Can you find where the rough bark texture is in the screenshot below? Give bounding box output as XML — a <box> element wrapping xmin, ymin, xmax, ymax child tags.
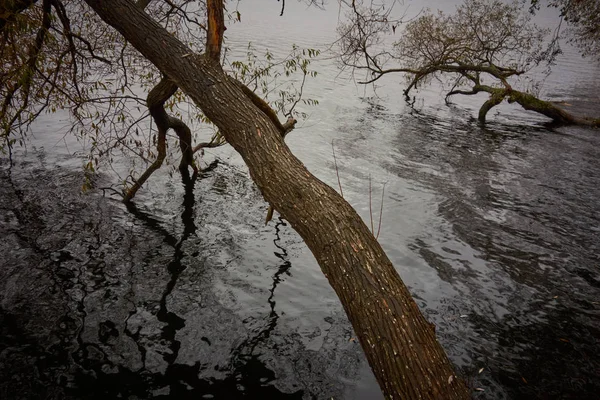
<box><xmin>172</xmin><ymin>116</ymin><xmax>195</xmax><ymax>169</ymax></box>
<box><xmin>84</xmin><ymin>0</ymin><xmax>471</xmax><ymax>398</ymax></box>
<box><xmin>145</xmin><ymin>77</ymin><xmax>196</xmax><ymax>171</ymax></box>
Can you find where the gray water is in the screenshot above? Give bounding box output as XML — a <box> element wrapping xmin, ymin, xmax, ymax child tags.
<box><xmin>1</xmin><ymin>0</ymin><xmax>599</xmax><ymax>399</ymax></box>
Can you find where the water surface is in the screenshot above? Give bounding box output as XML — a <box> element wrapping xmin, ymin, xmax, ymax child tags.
<box><xmin>1</xmin><ymin>1</ymin><xmax>599</xmax><ymax>399</ymax></box>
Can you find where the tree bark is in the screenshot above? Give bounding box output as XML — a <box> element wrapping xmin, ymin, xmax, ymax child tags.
<box><xmin>171</xmin><ymin>116</ymin><xmax>196</xmax><ymax>170</ymax></box>
<box><xmin>478</xmin><ymin>91</ymin><xmax>505</xmax><ymax>123</ymax></box>
<box><xmin>83</xmin><ymin>0</ymin><xmax>470</xmax><ymax>398</ymax></box>
<box><xmin>507</xmin><ymin>90</ymin><xmax>600</xmax><ymax>127</ymax></box>
<box><xmin>449</xmin><ymin>84</ymin><xmax>600</xmax><ymax>127</ymax></box>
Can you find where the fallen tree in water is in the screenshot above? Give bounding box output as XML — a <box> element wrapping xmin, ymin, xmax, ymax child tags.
<box><xmin>338</xmin><ymin>0</ymin><xmax>599</xmax><ymax>126</ymax></box>
<box><xmin>449</xmin><ymin>83</ymin><xmax>599</xmax><ymax>126</ymax></box>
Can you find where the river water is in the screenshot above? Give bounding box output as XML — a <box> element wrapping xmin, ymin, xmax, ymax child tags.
<box><xmin>1</xmin><ymin>1</ymin><xmax>599</xmax><ymax>399</ymax></box>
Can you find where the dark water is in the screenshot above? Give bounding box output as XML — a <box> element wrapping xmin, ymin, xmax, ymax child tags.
<box><xmin>0</xmin><ymin>161</ymin><xmax>372</xmax><ymax>399</ymax></box>
<box><xmin>2</xmin><ymin>0</ymin><xmax>600</xmax><ymax>399</ymax></box>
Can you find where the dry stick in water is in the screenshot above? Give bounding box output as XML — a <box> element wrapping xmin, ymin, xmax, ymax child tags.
<box><xmin>332</xmin><ymin>141</ymin><xmax>385</xmax><ymax>239</ymax></box>
<box><xmin>331</xmin><ymin>140</ymin><xmax>344</xmax><ymax>198</ymax></box>
<box><xmin>369</xmin><ymin>174</ymin><xmax>375</xmax><ymax>235</ymax></box>
<box><xmin>376</xmin><ymin>182</ymin><xmax>386</xmax><ymax>239</ymax></box>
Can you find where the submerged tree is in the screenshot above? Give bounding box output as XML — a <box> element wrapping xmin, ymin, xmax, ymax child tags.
<box><xmin>1</xmin><ymin>0</ymin><xmax>471</xmax><ymax>398</ymax></box>
<box><xmin>338</xmin><ymin>0</ymin><xmax>600</xmax><ymax>126</ymax></box>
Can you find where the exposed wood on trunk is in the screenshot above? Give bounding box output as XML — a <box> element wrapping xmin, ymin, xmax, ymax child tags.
<box><xmin>206</xmin><ymin>0</ymin><xmax>224</xmax><ymax>62</ymax></box>
<box><xmin>84</xmin><ymin>0</ymin><xmax>471</xmax><ymax>398</ymax></box>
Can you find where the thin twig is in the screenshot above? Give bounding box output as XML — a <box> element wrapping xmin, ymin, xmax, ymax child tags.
<box><xmin>99</xmin><ymin>186</ymin><xmax>124</xmax><ymax>198</ymax></box>
<box><xmin>331</xmin><ymin>140</ymin><xmax>343</xmax><ymax>198</ymax></box>
<box><xmin>369</xmin><ymin>174</ymin><xmax>374</xmax><ymax>235</ymax></box>
<box><xmin>376</xmin><ymin>182</ymin><xmax>386</xmax><ymax>239</ymax></box>
<box><xmin>285</xmin><ymin>70</ymin><xmax>307</xmax><ymax>118</ymax></box>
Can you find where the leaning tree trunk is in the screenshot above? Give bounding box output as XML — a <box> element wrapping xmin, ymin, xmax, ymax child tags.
<box><xmin>84</xmin><ymin>0</ymin><xmax>470</xmax><ymax>398</ymax></box>
<box><xmin>507</xmin><ymin>90</ymin><xmax>600</xmax><ymax>127</ymax></box>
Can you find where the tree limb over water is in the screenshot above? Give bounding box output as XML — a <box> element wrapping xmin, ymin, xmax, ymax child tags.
<box><xmin>82</xmin><ymin>0</ymin><xmax>471</xmax><ymax>396</ymax></box>
<box><xmin>2</xmin><ymin>0</ymin><xmax>472</xmax><ymax>397</ymax></box>
<box><xmin>338</xmin><ymin>0</ymin><xmax>599</xmax><ymax>127</ymax></box>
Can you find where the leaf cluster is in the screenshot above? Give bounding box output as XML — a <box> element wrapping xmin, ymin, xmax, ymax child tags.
<box><xmin>1</xmin><ymin>0</ymin><xmax>321</xmax><ymax>187</ymax></box>
<box><xmin>530</xmin><ymin>0</ymin><xmax>600</xmax><ymax>59</ymax></box>
<box><xmin>395</xmin><ymin>0</ymin><xmax>549</xmax><ymax>73</ymax></box>
<box><xmin>227</xmin><ymin>42</ymin><xmax>321</xmax><ymax>120</ymax></box>
<box><xmin>338</xmin><ymin>0</ymin><xmax>551</xmax><ymax>95</ymax></box>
